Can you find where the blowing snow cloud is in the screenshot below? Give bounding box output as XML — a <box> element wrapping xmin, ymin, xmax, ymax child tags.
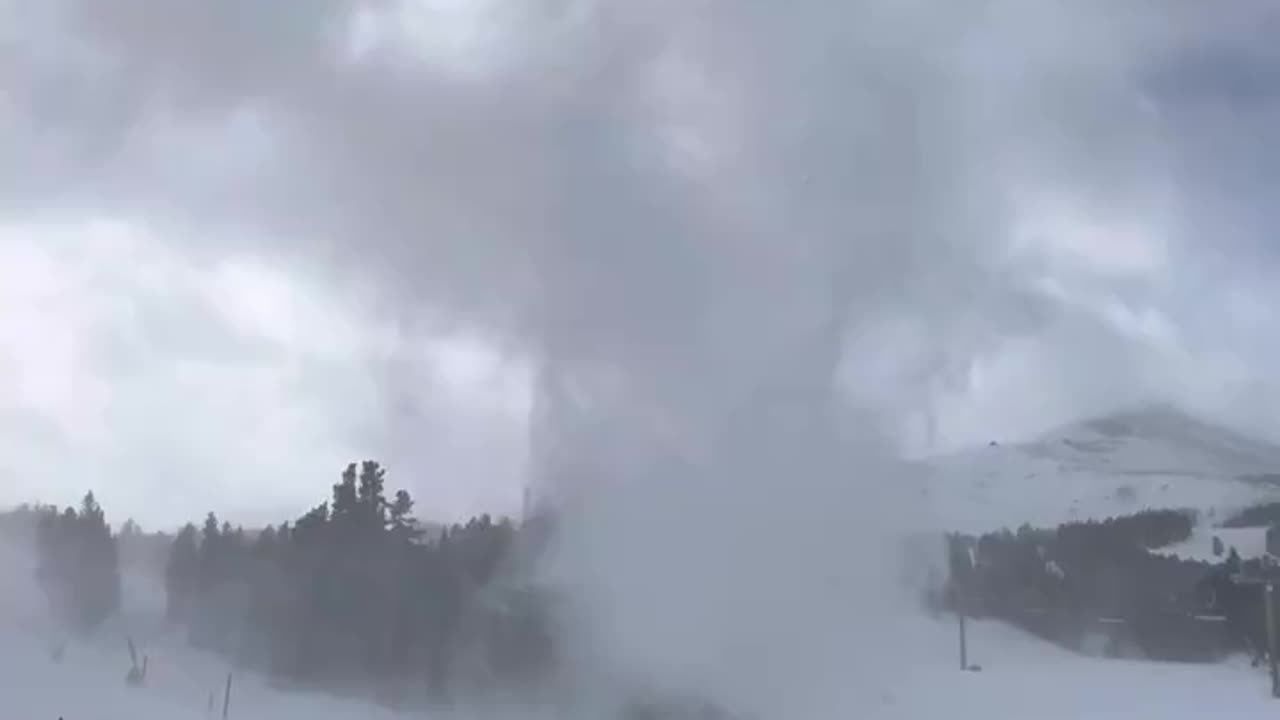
<box><xmin>7</xmin><ymin>0</ymin><xmax>1280</xmax><ymax>714</ymax></box>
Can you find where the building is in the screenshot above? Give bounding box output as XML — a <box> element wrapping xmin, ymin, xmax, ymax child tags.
<box><xmin>1267</xmin><ymin>524</ymin><xmax>1280</xmax><ymax>559</ymax></box>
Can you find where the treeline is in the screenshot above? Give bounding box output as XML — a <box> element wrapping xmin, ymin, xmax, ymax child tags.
<box><xmin>163</xmin><ymin>460</ymin><xmax>554</xmax><ymax>706</ymax></box>
<box><xmin>0</xmin><ymin>505</ymin><xmax>39</xmax><ymax>543</ymax></box>
<box><xmin>945</xmin><ymin>509</ymin><xmax>1233</xmax><ymax>659</ymax></box>
<box><xmin>32</xmin><ymin>493</ymin><xmax>123</xmax><ymax>634</ymax></box>
<box><xmin>948</xmin><ymin>509</ymin><xmax>1199</xmax><ymax>615</ymax></box>
<box><xmin>1223</xmin><ymin>502</ymin><xmax>1280</xmax><ymax>528</ymax></box>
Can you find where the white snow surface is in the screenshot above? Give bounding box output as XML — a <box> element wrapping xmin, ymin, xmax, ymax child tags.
<box><xmin>0</xmin><ymin>539</ymin><xmax>403</xmax><ymax>720</ymax></box>
<box><xmin>921</xmin><ymin>406</ymin><xmax>1280</xmax><ymax>535</ymax></box>
<box><xmin>12</xmin><ymin>603</ymin><xmax>1280</xmax><ymax>719</ymax></box>
<box><xmin>1155</xmin><ymin>525</ymin><xmax>1271</xmax><ymax>563</ymax></box>
<box><xmin>1</xmin><ymin>618</ymin><xmax>403</xmax><ymax>720</ymax></box>
<box><xmin>862</xmin><ymin>616</ymin><xmax>1280</xmax><ymax>720</ymax></box>
<box><xmin>4</xmin><ymin>537</ymin><xmax>1280</xmax><ymax>720</ymax></box>
<box><xmin>12</xmin><ymin>583</ymin><xmax>1280</xmax><ymax>720</ymax></box>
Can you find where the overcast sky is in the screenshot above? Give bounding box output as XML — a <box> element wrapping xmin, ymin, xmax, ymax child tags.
<box><xmin>6</xmin><ymin>0</ymin><xmax>1280</xmax><ymax>530</ymax></box>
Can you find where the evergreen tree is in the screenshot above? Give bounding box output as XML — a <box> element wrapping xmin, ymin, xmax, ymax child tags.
<box><xmin>34</xmin><ymin>492</ymin><xmax>122</xmax><ymax>634</ymax></box>
<box><xmin>158</xmin><ymin>461</ymin><xmax>553</xmax><ymax>701</ymax></box>
<box><xmin>165</xmin><ymin>523</ymin><xmax>200</xmax><ymax>621</ymax></box>
<box><xmin>1226</xmin><ymin>547</ymin><xmax>1242</xmax><ymax>575</ymax></box>
<box><xmin>120</xmin><ymin>518</ymin><xmax>141</xmax><ymax>538</ymax></box>
<box><xmin>357</xmin><ymin>460</ymin><xmax>388</xmax><ymax>535</ymax></box>
<box><xmin>388</xmin><ymin>490</ymin><xmax>422</xmax><ymax>541</ymax></box>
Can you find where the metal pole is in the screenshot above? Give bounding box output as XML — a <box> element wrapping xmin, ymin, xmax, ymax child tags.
<box><xmin>223</xmin><ymin>672</ymin><xmax>233</xmax><ymax>719</ymax></box>
<box><xmin>1267</xmin><ymin>584</ymin><xmax>1279</xmax><ymax>698</ymax></box>
<box><xmin>958</xmin><ymin>543</ymin><xmax>974</xmax><ymax>671</ymax></box>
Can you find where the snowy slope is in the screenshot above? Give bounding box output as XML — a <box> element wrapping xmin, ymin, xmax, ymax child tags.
<box><xmin>13</xmin><ymin>581</ymin><xmax>1280</xmax><ymax>720</ymax></box>
<box><xmin>15</xmin><ymin>610</ymin><xmax>1280</xmax><ymax>720</ymax></box>
<box><xmin>8</xmin><ymin>524</ymin><xmax>1280</xmax><ymax>717</ymax></box>
<box><xmin>14</xmin><ymin>601</ymin><xmax>1280</xmax><ymax>720</ymax></box>
<box><xmin>0</xmin><ymin>538</ymin><xmax>401</xmax><ymax>720</ymax></box>
<box><xmin>0</xmin><ymin>618</ymin><xmax>401</xmax><ymax>720</ymax></box>
<box><xmin>861</xmin><ymin>616</ymin><xmax>1280</xmax><ymax>720</ymax></box>
<box><xmin>1155</xmin><ymin>525</ymin><xmax>1271</xmax><ymax>563</ymax></box>
<box><xmin>920</xmin><ymin>406</ymin><xmax>1280</xmax><ymax>535</ymax></box>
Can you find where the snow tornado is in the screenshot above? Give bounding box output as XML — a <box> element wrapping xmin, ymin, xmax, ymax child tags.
<box><xmin>512</xmin><ymin>1</ymin><xmax>1187</xmax><ymax>716</ymax></box>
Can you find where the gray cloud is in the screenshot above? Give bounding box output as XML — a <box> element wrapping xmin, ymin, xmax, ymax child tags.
<box><xmin>0</xmin><ymin>231</ymin><xmax>527</xmax><ymax>528</ymax></box>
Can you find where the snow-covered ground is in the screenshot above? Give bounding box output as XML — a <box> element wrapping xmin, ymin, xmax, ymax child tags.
<box><xmin>1154</xmin><ymin>525</ymin><xmax>1271</xmax><ymax>563</ymax></box>
<box><xmin>921</xmin><ymin>406</ymin><xmax>1280</xmax><ymax>534</ymax></box>
<box><xmin>0</xmin><ymin>539</ymin><xmax>404</xmax><ymax>720</ymax></box>
<box><xmin>4</xmin><ymin>534</ymin><xmax>1277</xmax><ymax>720</ymax></box>
<box><xmin>0</xmin><ymin>618</ymin><xmax>404</xmax><ymax>720</ymax></box>
<box><xmin>14</xmin><ymin>600</ymin><xmax>1280</xmax><ymax>720</ymax></box>
<box><xmin>862</xmin><ymin>616</ymin><xmax>1280</xmax><ymax>720</ymax></box>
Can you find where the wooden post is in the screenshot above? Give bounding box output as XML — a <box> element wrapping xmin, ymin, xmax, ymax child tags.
<box><xmin>1267</xmin><ymin>584</ymin><xmax>1279</xmax><ymax>698</ymax></box>
<box><xmin>223</xmin><ymin>672</ymin><xmax>233</xmax><ymax>719</ymax></box>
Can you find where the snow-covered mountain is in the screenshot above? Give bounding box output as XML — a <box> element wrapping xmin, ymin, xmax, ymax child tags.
<box><xmin>921</xmin><ymin>406</ymin><xmax>1280</xmax><ymax>535</ymax></box>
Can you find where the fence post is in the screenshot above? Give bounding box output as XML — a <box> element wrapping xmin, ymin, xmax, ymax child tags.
<box><xmin>223</xmin><ymin>672</ymin><xmax>233</xmax><ymax>719</ymax></box>
<box><xmin>959</xmin><ymin>610</ymin><xmax>968</xmax><ymax>670</ymax></box>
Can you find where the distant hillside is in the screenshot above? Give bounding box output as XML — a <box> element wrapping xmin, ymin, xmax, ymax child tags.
<box><xmin>921</xmin><ymin>405</ymin><xmax>1280</xmax><ymax>534</ymax></box>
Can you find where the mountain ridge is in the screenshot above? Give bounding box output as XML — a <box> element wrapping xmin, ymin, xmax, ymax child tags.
<box><xmin>921</xmin><ymin>405</ymin><xmax>1280</xmax><ymax>534</ymax></box>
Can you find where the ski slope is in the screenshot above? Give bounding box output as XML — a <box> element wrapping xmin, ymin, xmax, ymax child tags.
<box><xmin>13</xmin><ymin>597</ymin><xmax>1280</xmax><ymax>719</ymax></box>
<box><xmin>1154</xmin><ymin>525</ymin><xmax>1271</xmax><ymax>563</ymax></box>
<box><xmin>921</xmin><ymin>406</ymin><xmax>1280</xmax><ymax>534</ymax></box>
<box><xmin>0</xmin><ymin>621</ymin><xmax>403</xmax><ymax>720</ymax></box>
<box><xmin>860</xmin><ymin>616</ymin><xmax>1280</xmax><ymax>720</ymax></box>
<box><xmin>6</xmin><ymin>533</ymin><xmax>1278</xmax><ymax>720</ymax></box>
<box><xmin>0</xmin><ymin>538</ymin><xmax>404</xmax><ymax>720</ymax></box>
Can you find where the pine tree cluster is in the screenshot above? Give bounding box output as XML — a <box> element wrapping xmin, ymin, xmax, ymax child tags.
<box><xmin>163</xmin><ymin>461</ymin><xmax>555</xmax><ymax>704</ymax></box>
<box><xmin>34</xmin><ymin>492</ymin><xmax>123</xmax><ymax>634</ymax></box>
<box><xmin>945</xmin><ymin>509</ymin><xmax>1241</xmax><ymax>660</ymax></box>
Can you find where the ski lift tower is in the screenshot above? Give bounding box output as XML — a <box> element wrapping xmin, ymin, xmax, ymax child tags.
<box><xmin>1231</xmin><ymin>570</ymin><xmax>1280</xmax><ymax>698</ymax></box>
<box><xmin>949</xmin><ymin>542</ymin><xmax>978</xmax><ymax>672</ymax></box>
